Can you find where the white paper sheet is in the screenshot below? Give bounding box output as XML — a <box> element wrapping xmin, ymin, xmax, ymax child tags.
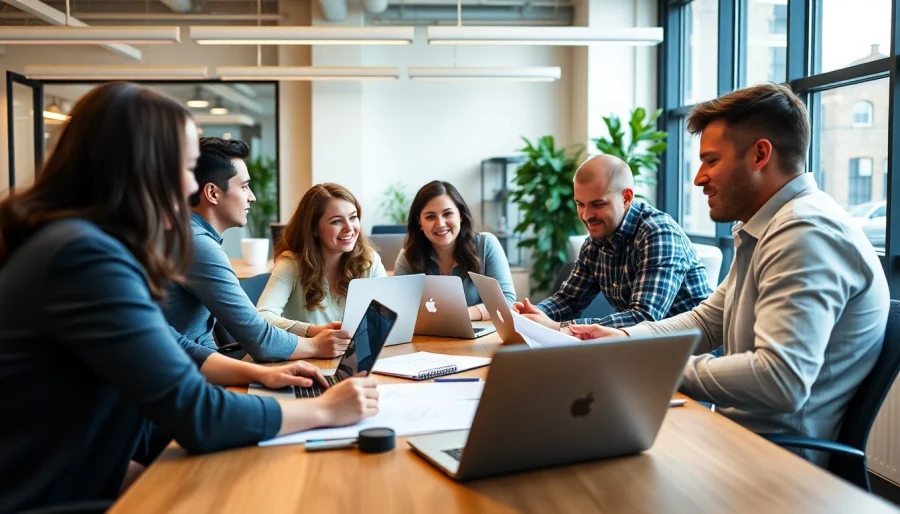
<box><xmin>253</xmin><ymin>382</ymin><xmax>484</xmax><ymax>447</ymax></box>
<box><xmin>510</xmin><ymin>311</ymin><xmax>582</xmax><ymax>348</ymax></box>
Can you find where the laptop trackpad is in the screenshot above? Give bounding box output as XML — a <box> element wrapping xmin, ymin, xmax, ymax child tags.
<box><xmin>321</xmin><ymin>368</ymin><xmax>336</xmax><ymax>377</ymax></box>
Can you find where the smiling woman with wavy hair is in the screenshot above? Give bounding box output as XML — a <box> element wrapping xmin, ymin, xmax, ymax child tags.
<box><xmin>257</xmin><ymin>183</ymin><xmax>388</xmax><ymax>337</ymax></box>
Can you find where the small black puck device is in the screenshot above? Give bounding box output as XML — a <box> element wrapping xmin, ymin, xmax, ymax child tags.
<box><xmin>358</xmin><ymin>427</ymin><xmax>396</xmax><ymax>453</ymax></box>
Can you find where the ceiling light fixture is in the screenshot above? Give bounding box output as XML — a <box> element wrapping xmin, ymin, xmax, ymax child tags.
<box><xmin>43</xmin><ymin>111</ymin><xmax>70</xmax><ymax>122</ymax></box>
<box><xmin>24</xmin><ymin>65</ymin><xmax>209</xmax><ymax>80</ymax></box>
<box><xmin>186</xmin><ymin>87</ymin><xmax>209</xmax><ymax>108</ymax></box>
<box><xmin>190</xmin><ymin>26</ymin><xmax>414</xmax><ymax>45</ymax></box>
<box><xmin>210</xmin><ymin>99</ymin><xmax>229</xmax><ymax>115</ymax></box>
<box><xmin>215</xmin><ymin>66</ymin><xmax>401</xmax><ymax>81</ymax></box>
<box><xmin>408</xmin><ymin>66</ymin><xmax>562</xmax><ymax>81</ymax></box>
<box><xmin>426</xmin><ymin>26</ymin><xmax>664</xmax><ymax>46</ymax></box>
<box><xmin>0</xmin><ymin>25</ymin><xmax>181</xmax><ymax>44</ymax></box>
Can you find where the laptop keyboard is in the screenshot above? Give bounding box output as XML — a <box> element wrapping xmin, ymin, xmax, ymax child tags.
<box><xmin>294</xmin><ymin>374</ymin><xmax>339</xmax><ymax>398</ymax></box>
<box><xmin>443</xmin><ymin>448</ymin><xmax>464</xmax><ymax>461</ymax></box>
<box><xmin>473</xmin><ymin>327</ymin><xmax>487</xmax><ymax>335</ymax></box>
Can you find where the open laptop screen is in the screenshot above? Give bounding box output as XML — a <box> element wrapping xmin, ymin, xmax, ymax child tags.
<box><xmin>334</xmin><ymin>300</ymin><xmax>397</xmax><ymax>381</ymax></box>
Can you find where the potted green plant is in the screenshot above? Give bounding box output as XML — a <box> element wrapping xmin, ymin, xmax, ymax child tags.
<box><xmin>509</xmin><ymin>136</ymin><xmax>585</xmax><ymax>295</ymax></box>
<box><xmin>375</xmin><ymin>182</ymin><xmax>412</xmax><ymax>233</ymax></box>
<box><xmin>243</xmin><ymin>155</ymin><xmax>278</xmax><ymax>266</ymax></box>
<box><xmin>592</xmin><ymin>107</ymin><xmax>667</xmax><ymax>205</ymax></box>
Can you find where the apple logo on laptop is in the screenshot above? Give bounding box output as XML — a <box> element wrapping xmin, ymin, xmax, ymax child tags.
<box><xmin>425</xmin><ymin>298</ymin><xmax>437</xmax><ymax>313</ymax></box>
<box><xmin>570</xmin><ymin>393</ymin><xmax>594</xmax><ymax>418</ymax></box>
<box><xmin>495</xmin><ymin>309</ymin><xmax>505</xmax><ymax>324</ymax></box>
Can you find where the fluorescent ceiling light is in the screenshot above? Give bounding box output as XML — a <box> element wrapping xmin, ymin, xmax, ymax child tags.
<box><xmin>408</xmin><ymin>66</ymin><xmax>561</xmax><ymax>81</ymax></box>
<box><xmin>187</xmin><ymin>99</ymin><xmax>209</xmax><ymax>108</ymax></box>
<box><xmin>43</xmin><ymin>111</ymin><xmax>70</xmax><ymax>122</ymax></box>
<box><xmin>24</xmin><ymin>65</ymin><xmax>208</xmax><ymax>80</ymax></box>
<box><xmin>0</xmin><ymin>25</ymin><xmax>180</xmax><ymax>44</ymax></box>
<box><xmin>194</xmin><ymin>114</ymin><xmax>256</xmax><ymax>127</ymax></box>
<box><xmin>426</xmin><ymin>26</ymin><xmax>664</xmax><ymax>46</ymax></box>
<box><xmin>210</xmin><ymin>107</ymin><xmax>229</xmax><ymax>115</ymax></box>
<box><xmin>216</xmin><ymin>66</ymin><xmax>401</xmax><ymax>81</ymax></box>
<box><xmin>191</xmin><ymin>26</ymin><xmax>414</xmax><ymax>45</ymax></box>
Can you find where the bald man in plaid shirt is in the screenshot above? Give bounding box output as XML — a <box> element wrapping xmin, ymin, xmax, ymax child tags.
<box><xmin>515</xmin><ymin>155</ymin><xmax>713</xmax><ymax>330</ymax></box>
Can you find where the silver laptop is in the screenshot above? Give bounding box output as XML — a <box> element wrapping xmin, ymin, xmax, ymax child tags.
<box><xmin>468</xmin><ymin>272</ymin><xmax>524</xmax><ymax>344</ymax></box>
<box><xmin>343</xmin><ymin>274</ymin><xmax>425</xmax><ymax>346</ymax></box>
<box><xmin>414</xmin><ymin>275</ymin><xmax>497</xmax><ymax>339</ymax></box>
<box><xmin>370</xmin><ymin>233</ymin><xmax>405</xmax><ymax>272</ymax></box>
<box><xmin>408</xmin><ymin>330</ymin><xmax>700</xmax><ymax>481</ymax></box>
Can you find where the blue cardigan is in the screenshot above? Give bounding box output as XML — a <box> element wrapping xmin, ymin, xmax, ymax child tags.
<box><xmin>0</xmin><ymin>219</ymin><xmax>281</xmax><ymax>512</ymax></box>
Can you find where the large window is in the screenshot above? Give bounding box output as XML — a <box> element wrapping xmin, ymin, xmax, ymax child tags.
<box><xmin>683</xmin><ymin>0</ymin><xmax>719</xmax><ymax>105</ymax></box>
<box><xmin>42</xmin><ymin>82</ymin><xmax>280</xmax><ymax>259</ymax></box>
<box><xmin>663</xmin><ymin>0</ymin><xmax>899</xmax><ymax>292</ymax></box>
<box><xmin>745</xmin><ymin>0</ymin><xmax>787</xmax><ymax>85</ymax></box>
<box><xmin>812</xmin><ymin>79</ymin><xmax>889</xmax><ymax>214</ymax></box>
<box><xmin>814</xmin><ymin>0</ymin><xmax>892</xmax><ymax>74</ymax></box>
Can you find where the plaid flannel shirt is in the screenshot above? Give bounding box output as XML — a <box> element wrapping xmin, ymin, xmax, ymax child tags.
<box><xmin>538</xmin><ymin>202</ymin><xmax>713</xmax><ymax>328</ymax></box>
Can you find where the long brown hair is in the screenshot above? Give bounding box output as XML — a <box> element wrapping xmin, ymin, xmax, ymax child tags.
<box><xmin>275</xmin><ymin>183</ymin><xmax>375</xmax><ymax>310</ymax></box>
<box><xmin>0</xmin><ymin>82</ymin><xmax>194</xmax><ymax>301</ymax></box>
<box><xmin>403</xmin><ymin>181</ymin><xmax>481</xmax><ymax>276</ymax></box>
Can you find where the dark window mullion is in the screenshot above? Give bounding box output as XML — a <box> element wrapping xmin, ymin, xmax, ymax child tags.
<box><xmin>886</xmin><ymin>0</ymin><xmax>900</xmax><ymax>297</ymax></box>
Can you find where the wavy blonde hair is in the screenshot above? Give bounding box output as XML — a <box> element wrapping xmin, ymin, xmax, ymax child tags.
<box><xmin>275</xmin><ymin>183</ymin><xmax>375</xmax><ymax>311</ymax></box>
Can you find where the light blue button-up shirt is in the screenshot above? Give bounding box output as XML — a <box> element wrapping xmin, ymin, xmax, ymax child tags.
<box><xmin>163</xmin><ymin>212</ymin><xmax>299</xmax><ymax>362</ymax></box>
<box><xmin>627</xmin><ymin>173</ymin><xmax>889</xmax><ymax>465</ymax></box>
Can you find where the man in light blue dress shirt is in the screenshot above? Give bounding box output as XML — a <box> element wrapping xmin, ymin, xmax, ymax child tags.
<box><xmin>568</xmin><ymin>83</ymin><xmax>890</xmax><ymax>467</ymax></box>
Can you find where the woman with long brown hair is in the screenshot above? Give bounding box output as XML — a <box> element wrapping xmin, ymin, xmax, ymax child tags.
<box><xmin>257</xmin><ymin>183</ymin><xmax>387</xmax><ymax>335</ymax></box>
<box><xmin>395</xmin><ymin>181</ymin><xmax>516</xmax><ymax>321</ymax></box>
<box><xmin>0</xmin><ymin>83</ymin><xmax>378</xmax><ymax>512</ymax></box>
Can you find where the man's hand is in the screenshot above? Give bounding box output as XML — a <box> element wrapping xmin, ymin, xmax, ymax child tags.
<box><xmin>512</xmin><ymin>297</ymin><xmax>542</xmax><ymax>315</ymax></box>
<box><xmin>314</xmin><ymin>375</ymin><xmax>379</xmax><ymax>426</ymax></box>
<box><xmin>307</xmin><ymin>321</ymin><xmax>342</xmax><ymax>338</ymax></box>
<box><xmin>297</xmin><ymin>328</ymin><xmax>351</xmax><ymax>359</ymax></box>
<box><xmin>512</xmin><ymin>298</ymin><xmax>560</xmax><ymax>330</ymax></box>
<box><xmin>256</xmin><ymin>361</ymin><xmax>329</xmax><ymax>389</ymax></box>
<box><xmin>567</xmin><ymin>324</ymin><xmax>628</xmax><ymax>341</ymax></box>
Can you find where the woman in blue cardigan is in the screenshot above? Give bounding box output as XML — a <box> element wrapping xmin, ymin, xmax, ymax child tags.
<box><xmin>0</xmin><ymin>82</ymin><xmax>377</xmax><ymax>512</ymax></box>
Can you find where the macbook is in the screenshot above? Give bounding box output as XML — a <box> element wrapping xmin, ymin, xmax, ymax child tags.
<box><xmin>293</xmin><ymin>299</ymin><xmax>397</xmax><ymax>398</ymax></box>
<box><xmin>408</xmin><ymin>330</ymin><xmax>700</xmax><ymax>480</ymax></box>
<box><xmin>343</xmin><ymin>274</ymin><xmax>425</xmax><ymax>346</ymax></box>
<box><xmin>468</xmin><ymin>272</ymin><xmax>524</xmax><ymax>344</ymax></box>
<box><xmin>414</xmin><ymin>275</ymin><xmax>497</xmax><ymax>339</ymax></box>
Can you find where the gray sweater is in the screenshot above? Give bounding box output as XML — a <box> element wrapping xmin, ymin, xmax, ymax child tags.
<box><xmin>394</xmin><ymin>232</ymin><xmax>516</xmax><ymax>306</ymax></box>
<box><xmin>0</xmin><ymin>219</ymin><xmax>281</xmax><ymax>512</ymax></box>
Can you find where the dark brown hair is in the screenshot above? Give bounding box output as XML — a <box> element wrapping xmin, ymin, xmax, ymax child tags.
<box><xmin>686</xmin><ymin>83</ymin><xmax>810</xmax><ymax>172</ymax></box>
<box><xmin>189</xmin><ymin>137</ymin><xmax>250</xmax><ymax>207</ymax></box>
<box><xmin>275</xmin><ymin>183</ymin><xmax>375</xmax><ymax>310</ymax></box>
<box><xmin>403</xmin><ymin>181</ymin><xmax>481</xmax><ymax>276</ymax></box>
<box><xmin>0</xmin><ymin>82</ymin><xmax>194</xmax><ymax>301</ymax></box>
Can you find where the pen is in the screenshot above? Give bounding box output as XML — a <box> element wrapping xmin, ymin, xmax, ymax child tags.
<box><xmin>434</xmin><ymin>377</ymin><xmax>481</xmax><ymax>382</ymax></box>
<box><xmin>305</xmin><ymin>438</ymin><xmax>357</xmax><ymax>451</ymax></box>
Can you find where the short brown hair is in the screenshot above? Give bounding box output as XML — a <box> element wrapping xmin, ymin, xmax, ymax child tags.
<box><xmin>686</xmin><ymin>83</ymin><xmax>810</xmax><ymax>172</ymax></box>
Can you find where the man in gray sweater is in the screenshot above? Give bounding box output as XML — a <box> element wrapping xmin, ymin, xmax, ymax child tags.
<box><xmin>164</xmin><ymin>138</ymin><xmax>350</xmax><ymax>362</ymax></box>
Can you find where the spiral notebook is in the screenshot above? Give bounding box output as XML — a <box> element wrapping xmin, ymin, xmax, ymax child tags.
<box><xmin>372</xmin><ymin>352</ymin><xmax>491</xmax><ymax>380</ymax></box>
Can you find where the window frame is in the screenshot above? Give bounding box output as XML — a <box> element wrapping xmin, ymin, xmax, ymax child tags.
<box><xmin>659</xmin><ymin>0</ymin><xmax>900</xmax><ymax>292</ymax></box>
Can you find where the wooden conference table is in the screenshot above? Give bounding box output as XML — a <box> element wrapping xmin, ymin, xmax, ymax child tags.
<box><xmin>110</xmin><ymin>333</ymin><xmax>898</xmax><ymax>514</ymax></box>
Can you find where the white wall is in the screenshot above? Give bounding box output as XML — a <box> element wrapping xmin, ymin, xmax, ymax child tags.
<box><xmin>311</xmin><ymin>25</ymin><xmax>572</xmax><ymax>233</ymax></box>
